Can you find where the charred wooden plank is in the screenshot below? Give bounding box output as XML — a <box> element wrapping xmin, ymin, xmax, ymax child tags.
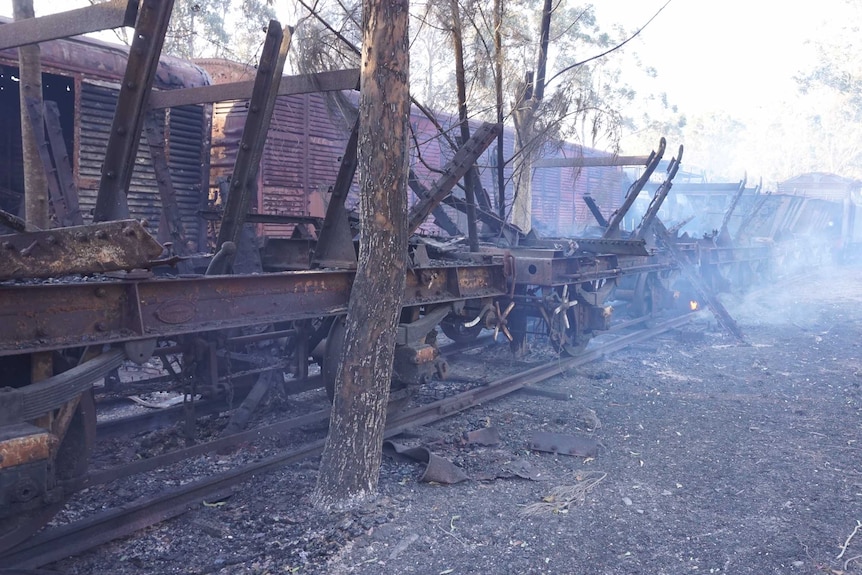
<box><xmin>213</xmin><ymin>22</ymin><xmax>290</xmax><ymax>268</ymax></box>
<box><xmin>93</xmin><ymin>0</ymin><xmax>174</xmax><ymax>222</ymax></box>
<box><xmin>0</xmin><ymin>0</ymin><xmax>137</xmax><ymax>51</ymax></box>
<box><xmin>408</xmin><ymin>122</ymin><xmax>499</xmax><ymax>234</ymax></box>
<box><xmin>534</xmin><ymin>155</ymin><xmax>652</xmax><ymax>168</ymax></box>
<box><xmin>147</xmin><ymin>69</ymin><xmax>360</xmax><ymax>109</ymax></box>
<box><xmin>603</xmin><ymin>137</ymin><xmax>666</xmax><ymax>239</ymax></box>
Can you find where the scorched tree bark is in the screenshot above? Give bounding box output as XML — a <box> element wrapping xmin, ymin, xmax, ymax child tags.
<box><xmin>312</xmin><ymin>0</ymin><xmax>410</xmax><ymax>509</ymax></box>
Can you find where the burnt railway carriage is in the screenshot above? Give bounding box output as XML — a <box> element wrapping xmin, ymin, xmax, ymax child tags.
<box><xmin>0</xmin><ymin>3</ymin><xmax>855</xmax><ymax>558</ymax></box>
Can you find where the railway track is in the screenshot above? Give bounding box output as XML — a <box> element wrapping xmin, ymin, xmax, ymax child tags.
<box><xmin>0</xmin><ymin>312</ymin><xmax>699</xmax><ymax>569</ymax></box>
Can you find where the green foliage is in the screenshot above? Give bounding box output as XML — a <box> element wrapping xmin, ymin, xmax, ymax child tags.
<box><xmin>163</xmin><ymin>0</ymin><xmax>275</xmax><ymax>62</ymax></box>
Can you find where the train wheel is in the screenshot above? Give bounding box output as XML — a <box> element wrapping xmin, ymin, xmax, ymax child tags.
<box><xmin>0</xmin><ymin>390</ymin><xmax>95</xmax><ymax>554</ymax></box>
<box><xmin>630</xmin><ymin>273</ymin><xmax>654</xmax><ymax>318</ymax></box>
<box><xmin>440</xmin><ymin>318</ymin><xmax>483</xmax><ymax>343</ymax></box>
<box><xmin>546</xmin><ymin>287</ymin><xmax>590</xmax><ymax>356</ymax></box>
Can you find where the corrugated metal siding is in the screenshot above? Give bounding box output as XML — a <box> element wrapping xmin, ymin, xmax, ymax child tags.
<box><xmin>167</xmin><ymin>105</ymin><xmax>205</xmax><ymax>248</ymax></box>
<box><xmin>79</xmin><ymin>83</ymin><xmax>159</xmax><ymax>225</ymax></box>
<box><xmin>211</xmin><ymin>91</ymin><xmax>626</xmax><ymax>240</ymax></box>
<box><xmin>79</xmin><ymin>83</ymin><xmax>206</xmax><ymax>244</ymax></box>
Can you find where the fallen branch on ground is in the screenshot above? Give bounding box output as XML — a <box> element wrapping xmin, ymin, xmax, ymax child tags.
<box><xmin>836</xmin><ymin>520</ymin><xmax>862</xmax><ymax>560</ymax></box>
<box><xmin>519</xmin><ymin>471</ymin><xmax>607</xmax><ymax>516</ymax></box>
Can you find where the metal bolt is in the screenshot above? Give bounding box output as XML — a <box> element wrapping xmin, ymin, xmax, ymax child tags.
<box><xmin>95</xmin><ymin>287</ymin><xmax>107</xmax><ymax>298</ymax></box>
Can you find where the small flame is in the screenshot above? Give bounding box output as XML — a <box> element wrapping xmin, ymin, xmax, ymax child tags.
<box><xmin>689</xmin><ymin>300</ymin><xmax>699</xmax><ymax>311</ymax></box>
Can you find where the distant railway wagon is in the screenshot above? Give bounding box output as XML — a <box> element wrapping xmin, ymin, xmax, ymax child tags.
<box><xmin>0</xmin><ymin>18</ymin><xmax>211</xmax><ymax>247</ymax></box>
<box><xmin>0</xmin><ymin>26</ymin><xmax>628</xmax><ymax>248</ymax></box>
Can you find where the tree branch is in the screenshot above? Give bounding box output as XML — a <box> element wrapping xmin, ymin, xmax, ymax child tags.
<box><xmin>544</xmin><ymin>0</ymin><xmax>672</xmax><ymax>88</ymax></box>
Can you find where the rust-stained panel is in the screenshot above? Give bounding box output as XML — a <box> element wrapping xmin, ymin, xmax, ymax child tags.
<box><xmin>0</xmin><ymin>424</ymin><xmax>51</xmax><ymax>469</ymax></box>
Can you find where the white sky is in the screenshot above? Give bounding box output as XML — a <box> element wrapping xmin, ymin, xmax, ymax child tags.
<box><xmin>594</xmin><ymin>0</ymin><xmax>830</xmax><ymax>118</ymax></box>
<box><xmin>0</xmin><ymin>0</ymin><xmax>836</xmax><ymax>120</ymax></box>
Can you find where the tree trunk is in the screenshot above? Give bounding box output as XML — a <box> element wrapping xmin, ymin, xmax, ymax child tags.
<box><xmin>14</xmin><ymin>0</ymin><xmax>48</xmax><ymax>230</ymax></box>
<box><xmin>449</xmin><ymin>0</ymin><xmax>479</xmax><ymax>251</ymax></box>
<box><xmin>510</xmin><ymin>0</ymin><xmax>553</xmax><ymax>235</ymax></box>
<box><xmin>312</xmin><ymin>0</ymin><xmax>410</xmax><ymax>509</ymax></box>
<box><xmin>494</xmin><ymin>0</ymin><xmax>506</xmax><ymax>220</ymax></box>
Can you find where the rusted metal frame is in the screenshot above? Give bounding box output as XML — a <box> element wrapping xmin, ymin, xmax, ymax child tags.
<box><xmin>573</xmin><ymin>237</ymin><xmax>650</xmax><ymax>256</ymax></box>
<box><xmin>0</xmin><ymin>270</ymin><xmax>354</xmax><ymax>356</ymax></box>
<box><xmin>533</xmin><ymin>155</ymin><xmax>651</xmax><ymax>168</ymax></box>
<box><xmin>0</xmin><ymin>261</ymin><xmax>505</xmax><ymax>356</ymax></box>
<box><xmin>654</xmin><ymin>219</ymin><xmax>747</xmax><ymax>343</ymax></box>
<box><xmin>734</xmin><ymin>192</ymin><xmax>770</xmax><ymax>243</ymax></box>
<box><xmin>634</xmin><ymin>144</ymin><xmax>684</xmax><ymax>240</ymax></box>
<box><xmin>603</xmin><ymin>137</ymin><xmax>667</xmax><ymax>239</ymax></box>
<box><xmin>0</xmin><ymin>220</ymin><xmax>163</xmax><ymax>280</ymax></box>
<box><xmin>23</xmin><ymin>97</ymin><xmax>69</xmax><ymax>225</ymax></box>
<box><xmin>0</xmin><ymin>0</ymin><xmax>137</xmax><ymax>51</ymax></box>
<box><xmin>43</xmin><ymin>101</ymin><xmax>83</xmax><ymax>226</ymax></box>
<box><xmin>582</xmin><ymin>195</ymin><xmax>608</xmax><ymax>227</ymax></box>
<box><xmin>215</xmin><ymin>22</ymin><xmax>290</xmax><ymax>260</ymax></box>
<box><xmin>0</xmin><ymin>312</ymin><xmax>694</xmax><ymax>570</ymax></box>
<box><xmin>143</xmin><ymin>110</ymin><xmax>188</xmax><ymax>256</ymax></box>
<box><xmin>408</xmin><ymin>122</ymin><xmax>500</xmax><ymax>234</ymax></box>
<box><xmin>92</xmin><ymin>0</ymin><xmax>174</xmax><ymax>222</ymax></box>
<box><xmin>147</xmin><ymin>68</ymin><xmax>360</xmax><ymax>109</ymax></box>
<box><xmin>311</xmin><ymin>117</ymin><xmax>359</xmax><ymax>269</ymax></box>
<box><xmin>509</xmin><ymin>252</ymin><xmax>619</xmax><ymax>287</ymax></box>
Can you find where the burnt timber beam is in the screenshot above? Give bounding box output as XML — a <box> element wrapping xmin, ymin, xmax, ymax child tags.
<box><xmin>23</xmin><ymin>97</ymin><xmax>69</xmax><ymax>226</ymax></box>
<box><xmin>408</xmin><ymin>122</ymin><xmax>499</xmax><ymax>234</ymax></box>
<box><xmin>43</xmin><ymin>101</ymin><xmax>83</xmax><ymax>226</ymax></box>
<box><xmin>148</xmin><ymin>68</ymin><xmax>360</xmax><ymax>109</ymax></box>
<box><xmin>534</xmin><ymin>155</ymin><xmax>652</xmax><ymax>168</ymax></box>
<box><xmin>0</xmin><ymin>220</ymin><xmax>163</xmax><ymax>280</ymax></box>
<box><xmin>603</xmin><ymin>137</ymin><xmax>666</xmax><ymax>239</ymax></box>
<box><xmin>93</xmin><ymin>0</ymin><xmax>174</xmax><ymax>222</ymax></box>
<box><xmin>441</xmin><ymin>195</ymin><xmax>522</xmax><ymax>239</ymax></box>
<box><xmin>0</xmin><ymin>263</ymin><xmax>505</xmax><ymax>356</ymax></box>
<box><xmin>718</xmin><ymin>177</ymin><xmax>748</xmax><ymax>237</ymax></box>
<box><xmin>143</xmin><ymin>111</ymin><xmax>189</xmax><ymax>257</ymax></box>
<box><xmin>214</xmin><ymin>22</ymin><xmax>290</xmax><ymax>264</ymax></box>
<box><xmin>0</xmin><ymin>208</ymin><xmax>27</xmax><ymax>232</ymax></box>
<box><xmin>0</xmin><ymin>0</ymin><xmax>137</xmax><ymax>51</ymax></box>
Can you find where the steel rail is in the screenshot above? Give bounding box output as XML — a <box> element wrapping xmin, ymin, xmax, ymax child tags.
<box><xmin>0</xmin><ymin>312</ymin><xmax>697</xmax><ymax>568</ymax></box>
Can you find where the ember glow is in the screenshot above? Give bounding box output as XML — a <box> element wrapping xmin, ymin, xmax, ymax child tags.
<box><xmin>690</xmin><ymin>300</ymin><xmax>699</xmax><ymax>311</ymax></box>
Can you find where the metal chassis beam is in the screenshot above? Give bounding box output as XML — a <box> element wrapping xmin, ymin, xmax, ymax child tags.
<box><xmin>0</xmin><ymin>263</ymin><xmax>506</xmax><ymax>356</ymax></box>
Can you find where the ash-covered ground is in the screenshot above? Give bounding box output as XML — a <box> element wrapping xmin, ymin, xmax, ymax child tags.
<box><xmin>52</xmin><ymin>265</ymin><xmax>862</xmax><ymax>575</ymax></box>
